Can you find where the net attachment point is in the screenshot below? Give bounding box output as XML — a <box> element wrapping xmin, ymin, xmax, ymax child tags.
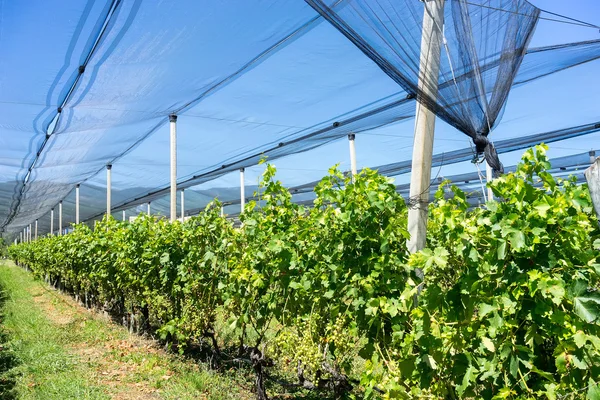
<box><xmin>78</xmin><ymin>65</ymin><xmax>85</xmax><ymax>74</ymax></box>
<box><xmin>169</xmin><ymin>114</ymin><xmax>177</xmax><ymax>122</ymax></box>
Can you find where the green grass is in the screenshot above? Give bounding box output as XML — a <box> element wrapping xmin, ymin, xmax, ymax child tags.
<box><xmin>0</xmin><ymin>260</ymin><xmax>255</xmax><ymax>399</ymax></box>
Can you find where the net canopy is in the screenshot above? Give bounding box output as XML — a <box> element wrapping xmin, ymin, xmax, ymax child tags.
<box><xmin>1</xmin><ymin>0</ymin><xmax>600</xmax><ymax>239</ymax></box>
<box><xmin>305</xmin><ymin>0</ymin><xmax>540</xmax><ymax>172</ymax></box>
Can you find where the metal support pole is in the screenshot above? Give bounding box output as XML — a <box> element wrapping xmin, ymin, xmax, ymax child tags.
<box><xmin>220</xmin><ymin>206</ymin><xmax>224</xmax><ymax>217</ymax></box>
<box><xmin>106</xmin><ymin>165</ymin><xmax>112</xmax><ymax>217</ymax></box>
<box><xmin>75</xmin><ymin>184</ymin><xmax>80</xmax><ymax>224</ymax></box>
<box><xmin>147</xmin><ymin>202</ymin><xmax>151</xmax><ymax>215</ymax></box>
<box><xmin>180</xmin><ymin>189</ymin><xmax>185</xmax><ymax>222</ymax></box>
<box><xmin>485</xmin><ymin>161</ymin><xmax>494</xmax><ymax>202</ymax></box>
<box><xmin>169</xmin><ymin>114</ymin><xmax>178</xmax><ymax>222</ymax></box>
<box><xmin>122</xmin><ymin>210</ymin><xmax>126</xmax><ymax>221</ymax></box>
<box><xmin>35</xmin><ymin>220</ymin><xmax>38</xmax><ymax>240</ymax></box>
<box><xmin>20</xmin><ymin>231</ymin><xmax>23</xmax><ymax>243</ymax></box>
<box><xmin>348</xmin><ymin>133</ymin><xmax>357</xmax><ymax>182</ymax></box>
<box><xmin>50</xmin><ymin>208</ymin><xmax>54</xmax><ymax>236</ymax></box>
<box><xmin>407</xmin><ymin>0</ymin><xmax>445</xmax><ymax>254</ymax></box>
<box><xmin>29</xmin><ymin>224</ymin><xmax>32</xmax><ymax>242</ymax></box>
<box><xmin>59</xmin><ymin>201</ymin><xmax>63</xmax><ymax>236</ymax></box>
<box><xmin>240</xmin><ymin>168</ymin><xmax>245</xmax><ymax>214</ymax></box>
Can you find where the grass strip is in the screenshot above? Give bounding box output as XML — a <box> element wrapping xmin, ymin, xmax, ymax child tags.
<box><xmin>0</xmin><ymin>260</ymin><xmax>254</xmax><ymax>399</ymax></box>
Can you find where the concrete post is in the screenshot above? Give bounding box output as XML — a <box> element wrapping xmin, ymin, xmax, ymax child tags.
<box><xmin>407</xmin><ymin>0</ymin><xmax>445</xmax><ymax>254</ymax></box>
<box><xmin>486</xmin><ymin>161</ymin><xmax>494</xmax><ymax>201</ymax></box>
<box><xmin>348</xmin><ymin>133</ymin><xmax>357</xmax><ymax>182</ymax></box>
<box><xmin>180</xmin><ymin>189</ymin><xmax>185</xmax><ymax>222</ymax></box>
<box><xmin>75</xmin><ymin>184</ymin><xmax>80</xmax><ymax>224</ymax></box>
<box><xmin>59</xmin><ymin>201</ymin><xmax>63</xmax><ymax>236</ymax></box>
<box><xmin>240</xmin><ymin>168</ymin><xmax>245</xmax><ymax>214</ymax></box>
<box><xmin>106</xmin><ymin>165</ymin><xmax>112</xmax><ymax>217</ymax></box>
<box><xmin>169</xmin><ymin>114</ymin><xmax>178</xmax><ymax>222</ymax></box>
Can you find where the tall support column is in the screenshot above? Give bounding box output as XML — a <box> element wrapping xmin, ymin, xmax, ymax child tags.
<box><xmin>240</xmin><ymin>168</ymin><xmax>245</xmax><ymax>214</ymax></box>
<box><xmin>59</xmin><ymin>201</ymin><xmax>63</xmax><ymax>236</ymax></box>
<box><xmin>20</xmin><ymin>231</ymin><xmax>23</xmax><ymax>243</ymax></box>
<box><xmin>75</xmin><ymin>184</ymin><xmax>80</xmax><ymax>224</ymax></box>
<box><xmin>169</xmin><ymin>114</ymin><xmax>178</xmax><ymax>222</ymax></box>
<box><xmin>147</xmin><ymin>202</ymin><xmax>151</xmax><ymax>215</ymax></box>
<box><xmin>122</xmin><ymin>210</ymin><xmax>126</xmax><ymax>221</ymax></box>
<box><xmin>29</xmin><ymin>224</ymin><xmax>32</xmax><ymax>242</ymax></box>
<box><xmin>50</xmin><ymin>208</ymin><xmax>54</xmax><ymax>236</ymax></box>
<box><xmin>485</xmin><ymin>161</ymin><xmax>494</xmax><ymax>202</ymax></box>
<box><xmin>106</xmin><ymin>165</ymin><xmax>112</xmax><ymax>217</ymax></box>
<box><xmin>348</xmin><ymin>133</ymin><xmax>357</xmax><ymax>182</ymax></box>
<box><xmin>220</xmin><ymin>205</ymin><xmax>224</xmax><ymax>217</ymax></box>
<box><xmin>35</xmin><ymin>220</ymin><xmax>38</xmax><ymax>240</ymax></box>
<box><xmin>180</xmin><ymin>189</ymin><xmax>185</xmax><ymax>222</ymax></box>
<box><xmin>407</xmin><ymin>0</ymin><xmax>445</xmax><ymax>254</ymax></box>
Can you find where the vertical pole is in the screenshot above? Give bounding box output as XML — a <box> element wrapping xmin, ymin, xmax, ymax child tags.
<box><xmin>485</xmin><ymin>161</ymin><xmax>494</xmax><ymax>202</ymax></box>
<box><xmin>75</xmin><ymin>184</ymin><xmax>80</xmax><ymax>224</ymax></box>
<box><xmin>29</xmin><ymin>224</ymin><xmax>32</xmax><ymax>242</ymax></box>
<box><xmin>122</xmin><ymin>210</ymin><xmax>126</xmax><ymax>221</ymax></box>
<box><xmin>147</xmin><ymin>202</ymin><xmax>151</xmax><ymax>215</ymax></box>
<box><xmin>220</xmin><ymin>206</ymin><xmax>224</xmax><ymax>217</ymax></box>
<box><xmin>50</xmin><ymin>208</ymin><xmax>54</xmax><ymax>236</ymax></box>
<box><xmin>35</xmin><ymin>220</ymin><xmax>38</xmax><ymax>240</ymax></box>
<box><xmin>180</xmin><ymin>189</ymin><xmax>185</xmax><ymax>222</ymax></box>
<box><xmin>59</xmin><ymin>201</ymin><xmax>63</xmax><ymax>236</ymax></box>
<box><xmin>20</xmin><ymin>231</ymin><xmax>23</xmax><ymax>244</ymax></box>
<box><xmin>407</xmin><ymin>0</ymin><xmax>445</xmax><ymax>254</ymax></box>
<box><xmin>106</xmin><ymin>165</ymin><xmax>112</xmax><ymax>217</ymax></box>
<box><xmin>169</xmin><ymin>114</ymin><xmax>178</xmax><ymax>222</ymax></box>
<box><xmin>240</xmin><ymin>168</ymin><xmax>245</xmax><ymax>214</ymax></box>
<box><xmin>348</xmin><ymin>133</ymin><xmax>357</xmax><ymax>182</ymax></box>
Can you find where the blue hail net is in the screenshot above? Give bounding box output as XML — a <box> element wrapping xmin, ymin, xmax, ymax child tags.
<box><xmin>1</xmin><ymin>0</ymin><xmax>599</xmax><ymax>238</ymax></box>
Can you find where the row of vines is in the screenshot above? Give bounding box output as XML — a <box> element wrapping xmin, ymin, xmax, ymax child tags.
<box><xmin>8</xmin><ymin>145</ymin><xmax>600</xmax><ymax>399</ymax></box>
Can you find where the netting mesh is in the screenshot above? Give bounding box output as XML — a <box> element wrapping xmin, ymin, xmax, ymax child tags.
<box><xmin>79</xmin><ymin>38</ymin><xmax>600</xmax><ymax>218</ymax></box>
<box><xmin>1</xmin><ymin>1</ymin><xmax>599</xmax><ymax>238</ymax></box>
<box><xmin>305</xmin><ymin>0</ymin><xmax>541</xmax><ymax>172</ymax></box>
